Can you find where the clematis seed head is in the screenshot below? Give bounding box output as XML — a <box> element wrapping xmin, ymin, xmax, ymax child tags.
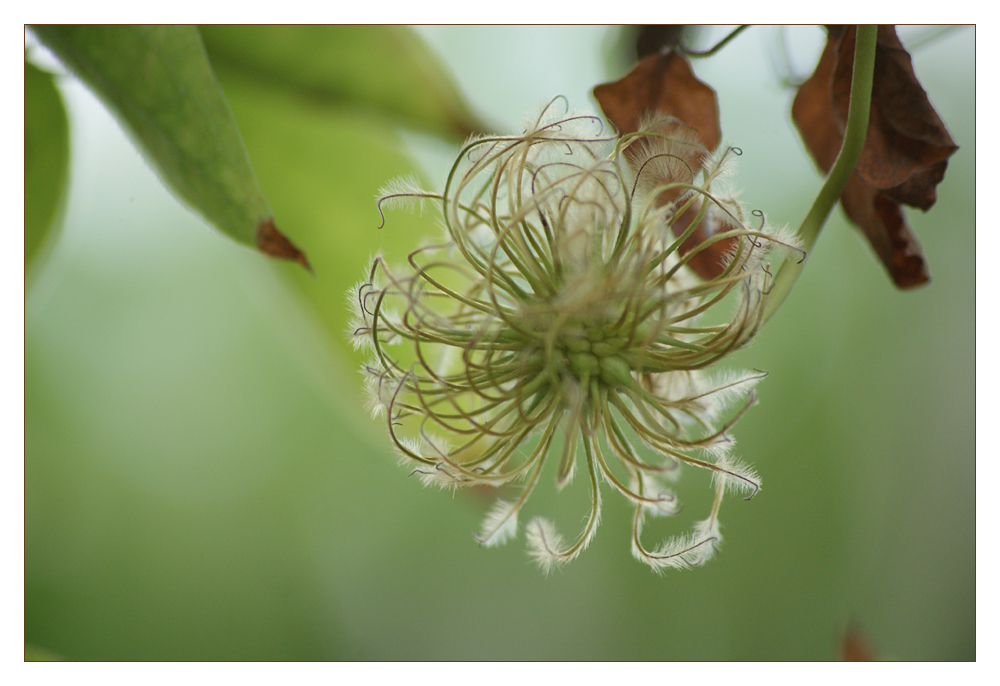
<box><xmin>350</xmin><ymin>99</ymin><xmax>800</xmax><ymax>573</ymax></box>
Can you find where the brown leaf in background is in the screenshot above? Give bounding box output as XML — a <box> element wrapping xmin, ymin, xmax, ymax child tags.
<box><xmin>792</xmin><ymin>25</ymin><xmax>958</xmax><ymax>289</ymax></box>
<box><xmin>594</xmin><ymin>50</ymin><xmax>720</xmax><ymax>150</ymax></box>
<box><xmin>839</xmin><ymin>175</ymin><xmax>929</xmax><ymax>289</ymax></box>
<box><xmin>594</xmin><ymin>50</ymin><xmax>733</xmax><ymax>280</ymax></box>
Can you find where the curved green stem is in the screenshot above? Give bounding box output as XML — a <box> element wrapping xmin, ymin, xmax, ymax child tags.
<box><xmin>762</xmin><ymin>25</ymin><xmax>877</xmax><ymax>324</ymax></box>
<box><xmin>683</xmin><ymin>25</ymin><xmax>750</xmax><ymax>58</ymax></box>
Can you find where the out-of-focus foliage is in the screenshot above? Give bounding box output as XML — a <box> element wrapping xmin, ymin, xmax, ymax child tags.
<box><xmin>198</xmin><ymin>25</ymin><xmax>483</xmax><ymax>138</ymax></box>
<box><xmin>24</xmin><ymin>59</ymin><xmax>69</xmax><ymax>269</ymax></box>
<box><xmin>24</xmin><ymin>643</ymin><xmax>63</xmax><ymax>661</ymax></box>
<box><xmin>198</xmin><ymin>25</ymin><xmax>484</xmax><ymax>361</ymax></box>
<box><xmin>24</xmin><ymin>26</ymin><xmax>975</xmax><ymax>660</ymax></box>
<box><xmin>29</xmin><ymin>25</ymin><xmax>305</xmax><ymax>265</ymax></box>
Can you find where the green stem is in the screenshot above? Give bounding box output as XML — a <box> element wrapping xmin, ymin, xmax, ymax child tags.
<box><xmin>762</xmin><ymin>25</ymin><xmax>877</xmax><ymax>324</ymax></box>
<box><xmin>683</xmin><ymin>25</ymin><xmax>750</xmax><ymax>58</ymax></box>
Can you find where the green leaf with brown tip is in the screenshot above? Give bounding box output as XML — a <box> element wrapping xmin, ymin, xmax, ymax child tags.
<box><xmin>29</xmin><ymin>25</ymin><xmax>309</xmax><ymax>269</ymax></box>
<box><xmin>209</xmin><ymin>61</ymin><xmax>440</xmax><ymax>362</ymax></box>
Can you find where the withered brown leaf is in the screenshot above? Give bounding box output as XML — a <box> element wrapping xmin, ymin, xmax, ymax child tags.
<box><xmin>594</xmin><ymin>50</ymin><xmax>720</xmax><ymax>150</ymax></box>
<box><xmin>594</xmin><ymin>50</ymin><xmax>734</xmax><ymax>280</ymax></box>
<box><xmin>793</xmin><ymin>25</ymin><xmax>958</xmax><ymax>289</ymax></box>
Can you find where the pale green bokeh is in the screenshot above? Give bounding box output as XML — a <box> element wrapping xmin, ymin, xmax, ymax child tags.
<box><xmin>25</xmin><ymin>26</ymin><xmax>974</xmax><ymax>660</ymax></box>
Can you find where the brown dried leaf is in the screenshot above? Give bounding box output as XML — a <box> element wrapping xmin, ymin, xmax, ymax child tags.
<box><xmin>839</xmin><ymin>175</ymin><xmax>930</xmax><ymax>288</ymax></box>
<box><xmin>792</xmin><ymin>32</ymin><xmax>843</xmax><ymax>171</ymax></box>
<box><xmin>594</xmin><ymin>50</ymin><xmax>720</xmax><ymax>152</ymax></box>
<box><xmin>594</xmin><ymin>50</ymin><xmax>733</xmax><ymax>280</ymax></box>
<box><xmin>792</xmin><ymin>25</ymin><xmax>958</xmax><ymax>289</ymax></box>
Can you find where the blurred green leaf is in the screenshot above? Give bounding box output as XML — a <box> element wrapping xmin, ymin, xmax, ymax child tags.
<box><xmin>24</xmin><ymin>58</ymin><xmax>70</xmax><ymax>269</ymax></box>
<box><xmin>199</xmin><ymin>25</ymin><xmax>485</xmax><ymax>138</ymax></box>
<box><xmin>25</xmin><ymin>643</ymin><xmax>63</xmax><ymax>661</ymax></box>
<box><xmin>210</xmin><ymin>61</ymin><xmax>443</xmax><ymax>362</ymax></box>
<box><xmin>29</xmin><ymin>25</ymin><xmax>308</xmax><ymax>269</ymax></box>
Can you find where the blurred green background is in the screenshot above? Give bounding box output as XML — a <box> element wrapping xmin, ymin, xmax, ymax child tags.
<box><xmin>25</xmin><ymin>26</ymin><xmax>974</xmax><ymax>660</ymax></box>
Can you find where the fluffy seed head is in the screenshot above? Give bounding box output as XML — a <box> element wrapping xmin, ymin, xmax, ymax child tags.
<box><xmin>351</xmin><ymin>99</ymin><xmax>799</xmax><ymax>572</ymax></box>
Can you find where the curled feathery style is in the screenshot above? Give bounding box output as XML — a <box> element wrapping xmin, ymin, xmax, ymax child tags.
<box><xmin>350</xmin><ymin>99</ymin><xmax>801</xmax><ymax>572</ymax></box>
